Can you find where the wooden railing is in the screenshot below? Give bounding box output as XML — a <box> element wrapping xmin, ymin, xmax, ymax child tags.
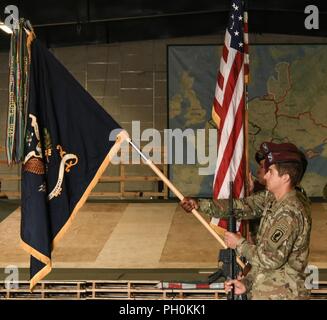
<box><xmin>0</xmin><ymin>145</ymin><xmax>168</xmax><ymax>199</ymax></box>
<box><xmin>0</xmin><ymin>279</ymin><xmax>325</xmax><ymax>300</ymax></box>
<box><xmin>0</xmin><ymin>280</ymin><xmax>226</xmax><ymax>300</ymax></box>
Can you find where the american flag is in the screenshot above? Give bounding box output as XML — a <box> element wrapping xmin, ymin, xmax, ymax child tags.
<box><xmin>211</xmin><ymin>0</ymin><xmax>249</xmax><ymax>230</ymax></box>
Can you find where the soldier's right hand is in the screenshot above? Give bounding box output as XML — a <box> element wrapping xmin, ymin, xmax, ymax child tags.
<box><xmin>180</xmin><ymin>197</ymin><xmax>199</xmax><ymax>213</ymax></box>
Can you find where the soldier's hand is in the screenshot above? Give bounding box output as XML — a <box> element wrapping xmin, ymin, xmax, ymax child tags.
<box><xmin>224</xmin><ymin>279</ymin><xmax>246</xmax><ymax>295</ymax></box>
<box><xmin>180</xmin><ymin>197</ymin><xmax>199</xmax><ymax>213</ymax></box>
<box><xmin>224</xmin><ymin>231</ymin><xmax>242</xmax><ymax>249</ymax></box>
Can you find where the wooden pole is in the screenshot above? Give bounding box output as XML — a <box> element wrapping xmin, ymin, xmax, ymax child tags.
<box><xmin>243</xmin><ymin>85</ymin><xmax>250</xmax><ymax>240</ymax></box>
<box><xmin>244</xmin><ymin>87</ymin><xmax>249</xmax><ymax>196</ymax></box>
<box><xmin>243</xmin><ymin>6</ymin><xmax>251</xmax><ymax>240</ymax></box>
<box><xmin>127</xmin><ymin>138</ymin><xmax>245</xmax><ymax>269</ymax></box>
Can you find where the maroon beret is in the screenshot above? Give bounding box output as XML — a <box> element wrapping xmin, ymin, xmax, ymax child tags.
<box><xmin>259</xmin><ymin>141</ymin><xmax>307</xmax><ymax>178</ymax></box>
<box><xmin>260</xmin><ymin>141</ymin><xmax>298</xmax><ymax>155</ymax></box>
<box><xmin>264</xmin><ymin>151</ymin><xmax>303</xmax><ymax>173</ymax></box>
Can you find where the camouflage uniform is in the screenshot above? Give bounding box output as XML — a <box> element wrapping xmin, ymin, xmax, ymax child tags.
<box><xmin>199</xmin><ymin>189</ymin><xmax>312</xmax><ymax>300</ymax></box>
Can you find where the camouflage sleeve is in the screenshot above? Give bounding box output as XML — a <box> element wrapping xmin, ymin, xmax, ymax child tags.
<box><xmin>238</xmin><ymin>209</ymin><xmax>302</xmax><ymax>270</ymax></box>
<box><xmin>243</xmin><ymin>272</ymin><xmax>254</xmax><ymax>296</ymax></box>
<box><xmin>241</xmin><ymin>267</ymin><xmax>258</xmax><ymax>299</ymax></box>
<box><xmin>198</xmin><ymin>198</ymin><xmax>230</xmax><ymax>218</ymax></box>
<box><xmin>198</xmin><ymin>191</ymin><xmax>270</xmax><ymax>220</ymax></box>
<box><xmin>235</xmin><ymin>238</ymin><xmax>257</xmax><ymax>262</ymax></box>
<box><xmin>233</xmin><ymin>191</ymin><xmax>271</xmax><ymax>220</ymax></box>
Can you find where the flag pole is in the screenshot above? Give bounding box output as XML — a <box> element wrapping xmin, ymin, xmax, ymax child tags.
<box><xmin>243</xmin><ymin>3</ymin><xmax>251</xmax><ymax>240</ymax></box>
<box><xmin>243</xmin><ymin>2</ymin><xmax>250</xmax><ymax>193</ymax></box>
<box><xmin>127</xmin><ymin>138</ymin><xmax>245</xmax><ymax>269</ymax></box>
<box><xmin>243</xmin><ymin>83</ymin><xmax>251</xmax><ymax>241</ymax></box>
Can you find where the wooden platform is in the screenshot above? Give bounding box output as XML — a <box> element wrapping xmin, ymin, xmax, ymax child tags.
<box><xmin>0</xmin><ymin>202</ymin><xmax>326</xmax><ymax>270</ymax></box>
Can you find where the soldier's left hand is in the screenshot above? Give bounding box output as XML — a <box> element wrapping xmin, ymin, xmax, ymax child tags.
<box><xmin>224</xmin><ymin>279</ymin><xmax>246</xmax><ymax>295</ymax></box>
<box><xmin>224</xmin><ymin>231</ymin><xmax>242</xmax><ymax>249</ymax></box>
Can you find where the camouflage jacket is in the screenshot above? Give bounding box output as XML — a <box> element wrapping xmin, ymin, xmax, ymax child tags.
<box><xmin>199</xmin><ymin>190</ymin><xmax>312</xmax><ymax>300</ymax></box>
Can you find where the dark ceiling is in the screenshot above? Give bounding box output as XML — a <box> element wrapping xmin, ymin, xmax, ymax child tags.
<box><xmin>0</xmin><ymin>0</ymin><xmax>327</xmax><ymax>49</ymax></box>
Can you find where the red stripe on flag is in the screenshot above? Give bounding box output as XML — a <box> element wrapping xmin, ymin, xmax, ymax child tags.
<box><xmin>215</xmin><ymin>151</ymin><xmax>244</xmax><ymax>209</ymax></box>
<box><xmin>218</xmin><ymin>219</ymin><xmax>228</xmax><ymax>229</ymax></box>
<box><xmin>213</xmin><ymin>94</ymin><xmax>244</xmax><ymax>198</ymax></box>
<box><xmin>223</xmin><ymin>45</ymin><xmax>228</xmax><ymax>63</ymax></box>
<box><xmin>217</xmin><ymin>71</ymin><xmax>224</xmax><ymax>90</ymax></box>
<box><xmin>214</xmin><ymin>52</ymin><xmax>244</xmax><ymax>129</ymax></box>
<box><xmin>213</xmin><ymin>97</ymin><xmax>222</xmax><ymax>118</ymax></box>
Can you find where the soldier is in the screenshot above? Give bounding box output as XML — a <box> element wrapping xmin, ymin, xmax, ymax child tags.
<box><xmin>183</xmin><ymin>142</ymin><xmax>309</xmax><ymax>236</ymax></box>
<box><xmin>181</xmin><ymin>143</ymin><xmax>312</xmax><ymax>299</ymax></box>
<box><xmin>250</xmin><ymin>149</ymin><xmax>266</xmax><ymax>193</ymax></box>
<box><xmin>247</xmin><ymin>149</ymin><xmax>266</xmax><ymax>243</ymax></box>
<box><xmin>248</xmin><ymin>143</ymin><xmax>308</xmax><ymax>243</ymax></box>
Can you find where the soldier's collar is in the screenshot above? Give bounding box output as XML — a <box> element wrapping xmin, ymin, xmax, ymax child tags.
<box><xmin>275</xmin><ymin>189</ymin><xmax>297</xmax><ymax>204</ymax></box>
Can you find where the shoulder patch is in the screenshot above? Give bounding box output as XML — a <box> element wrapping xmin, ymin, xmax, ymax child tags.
<box><xmin>270</xmin><ymin>228</ymin><xmax>284</xmax><ymax>243</ymax></box>
<box><xmin>267</xmin><ymin>219</ymin><xmax>292</xmax><ymax>248</ymax></box>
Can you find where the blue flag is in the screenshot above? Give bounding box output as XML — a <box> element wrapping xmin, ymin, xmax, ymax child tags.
<box><xmin>20</xmin><ymin>39</ymin><xmax>124</xmax><ymax>289</ymax></box>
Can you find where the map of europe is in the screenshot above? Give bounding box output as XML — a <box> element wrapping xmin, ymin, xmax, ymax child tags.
<box><xmin>168</xmin><ymin>45</ymin><xmax>327</xmax><ymax>197</ymax></box>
